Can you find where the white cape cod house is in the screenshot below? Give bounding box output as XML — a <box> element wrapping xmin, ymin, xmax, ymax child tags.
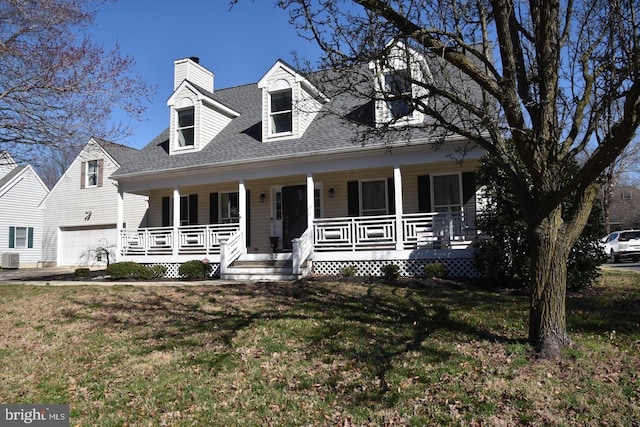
<box><xmin>112</xmin><ymin>53</ymin><xmax>485</xmax><ymax>280</ymax></box>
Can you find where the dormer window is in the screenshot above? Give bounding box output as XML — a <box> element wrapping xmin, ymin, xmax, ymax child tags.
<box><xmin>270</xmin><ymin>90</ymin><xmax>293</xmax><ymax>134</ymax></box>
<box><xmin>177</xmin><ymin>107</ymin><xmax>195</xmax><ymax>147</ymax></box>
<box><xmin>384</xmin><ymin>69</ymin><xmax>413</xmax><ymax>120</ymax></box>
<box><xmin>369</xmin><ymin>41</ymin><xmax>429</xmax><ymax>127</ymax></box>
<box><xmin>258</xmin><ymin>61</ymin><xmax>328</xmax><ymax>141</ymax></box>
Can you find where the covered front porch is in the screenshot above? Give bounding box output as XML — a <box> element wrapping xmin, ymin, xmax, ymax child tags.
<box><xmin>118</xmin><ymin>210</ymin><xmax>480</xmax><ymax>279</ymax></box>
<box><xmin>114</xmin><ymin>142</ymin><xmax>484</xmax><ymax>279</ymax></box>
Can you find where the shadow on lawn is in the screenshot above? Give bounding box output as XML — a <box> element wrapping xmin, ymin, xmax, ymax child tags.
<box><xmin>59</xmin><ymin>275</ymin><xmax>640</xmax><ymax>405</ymax></box>
<box><xmin>59</xmin><ymin>279</ymin><xmax>538</xmax><ymax>406</ymax></box>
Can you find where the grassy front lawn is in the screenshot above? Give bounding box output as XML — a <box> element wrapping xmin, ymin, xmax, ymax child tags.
<box><xmin>0</xmin><ymin>271</ymin><xmax>638</xmax><ymax>426</ymax></box>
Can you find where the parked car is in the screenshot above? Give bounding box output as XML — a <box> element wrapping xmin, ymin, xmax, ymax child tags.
<box><xmin>601</xmin><ymin>230</ymin><xmax>640</xmax><ymax>263</ymax></box>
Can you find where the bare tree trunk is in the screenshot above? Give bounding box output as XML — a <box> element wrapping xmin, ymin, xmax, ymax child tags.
<box><xmin>528</xmin><ymin>182</ymin><xmax>598</xmax><ymax>358</ymax></box>
<box><xmin>528</xmin><ymin>206</ymin><xmax>572</xmax><ymax>358</ymax></box>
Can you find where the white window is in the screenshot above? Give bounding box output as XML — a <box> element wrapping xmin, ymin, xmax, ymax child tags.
<box><xmin>361</xmin><ymin>179</ymin><xmax>388</xmax><ymax>216</ymax></box>
<box><xmin>432</xmin><ymin>174</ymin><xmax>462</xmax><ymax>213</ymax></box>
<box><xmin>384</xmin><ymin>69</ymin><xmax>413</xmax><ymax>120</ymax></box>
<box><xmin>9</xmin><ymin>226</ymin><xmax>33</xmax><ymax>249</ymax></box>
<box><xmin>14</xmin><ymin>227</ymin><xmax>26</xmax><ymax>248</ymax></box>
<box><xmin>270</xmin><ymin>89</ymin><xmax>293</xmax><ymax>134</ymax></box>
<box><xmin>220</xmin><ymin>192</ymin><xmax>239</xmax><ymax>223</ymax></box>
<box><xmin>177</xmin><ymin>107</ymin><xmax>195</xmax><ymax>147</ymax></box>
<box><xmin>86</xmin><ymin>160</ymin><xmax>99</xmax><ymax>188</ymax></box>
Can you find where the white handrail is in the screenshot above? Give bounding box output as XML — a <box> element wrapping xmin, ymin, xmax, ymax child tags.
<box><xmin>292</xmin><ymin>226</ymin><xmax>313</xmax><ymax>275</ymax></box>
<box><xmin>220</xmin><ymin>231</ymin><xmax>244</xmax><ymax>275</ymax></box>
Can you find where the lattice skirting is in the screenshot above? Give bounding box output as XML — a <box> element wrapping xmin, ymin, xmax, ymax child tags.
<box><xmin>141</xmin><ymin>258</ymin><xmax>478</xmax><ymax>280</ymax></box>
<box><xmin>312</xmin><ymin>258</ymin><xmax>479</xmax><ymax>278</ymax></box>
<box><xmin>142</xmin><ymin>262</ymin><xmax>221</xmax><ymax>279</ymax></box>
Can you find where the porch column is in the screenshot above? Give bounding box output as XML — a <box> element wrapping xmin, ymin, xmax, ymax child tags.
<box><xmin>394</xmin><ymin>166</ymin><xmax>404</xmax><ymax>250</ymax></box>
<box><xmin>173</xmin><ymin>187</ymin><xmax>180</xmax><ymax>256</ymax></box>
<box><xmin>238</xmin><ymin>180</ymin><xmax>247</xmax><ymax>252</ymax></box>
<box><xmin>116</xmin><ymin>187</ymin><xmax>124</xmax><ymax>262</ymax></box>
<box><xmin>306</xmin><ymin>173</ymin><xmax>315</xmax><ymax>228</ymax></box>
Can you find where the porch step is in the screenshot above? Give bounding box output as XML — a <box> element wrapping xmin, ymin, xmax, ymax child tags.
<box><xmin>222</xmin><ymin>258</ymin><xmax>307</xmax><ymax>281</ymax></box>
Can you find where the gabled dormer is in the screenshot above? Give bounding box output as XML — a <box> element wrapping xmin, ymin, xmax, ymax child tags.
<box><xmin>257</xmin><ymin>60</ymin><xmax>328</xmax><ymax>142</ymax></box>
<box><xmin>369</xmin><ymin>42</ymin><xmax>431</xmax><ymax>127</ymax></box>
<box><xmin>167</xmin><ymin>57</ymin><xmax>239</xmax><ymax>155</ymax></box>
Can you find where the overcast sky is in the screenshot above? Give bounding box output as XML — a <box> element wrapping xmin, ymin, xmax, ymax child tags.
<box><xmin>89</xmin><ymin>0</ymin><xmax>323</xmax><ymax>149</ymax></box>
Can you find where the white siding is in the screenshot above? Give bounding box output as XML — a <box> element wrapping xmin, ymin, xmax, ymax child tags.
<box><xmin>42</xmin><ymin>140</ymin><xmax>148</xmax><ymax>266</ymax></box>
<box><xmin>297</xmin><ymin>88</ymin><xmax>323</xmax><ymax>136</ymax></box>
<box><xmin>173</xmin><ymin>58</ymin><xmax>214</xmax><ymax>92</ymax></box>
<box><xmin>200</xmin><ymin>102</ymin><xmax>234</xmax><ymax>148</ymax></box>
<box><xmin>0</xmin><ymin>167</ymin><xmax>48</xmax><ymax>267</ymax></box>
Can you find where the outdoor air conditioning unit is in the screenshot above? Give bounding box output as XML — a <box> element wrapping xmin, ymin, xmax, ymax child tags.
<box><xmin>1</xmin><ymin>252</ymin><xmax>19</xmax><ymax>269</ymax></box>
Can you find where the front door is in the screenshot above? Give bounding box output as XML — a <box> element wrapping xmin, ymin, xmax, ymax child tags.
<box><xmin>282</xmin><ymin>184</ymin><xmax>307</xmax><ymax>250</ymax></box>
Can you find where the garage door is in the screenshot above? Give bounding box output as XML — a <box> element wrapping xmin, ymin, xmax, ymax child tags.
<box><xmin>59</xmin><ymin>225</ymin><xmax>117</xmax><ymax>266</ymax></box>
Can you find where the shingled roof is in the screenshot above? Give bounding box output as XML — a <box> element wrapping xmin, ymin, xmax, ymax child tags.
<box><xmin>0</xmin><ymin>165</ymin><xmax>26</xmax><ymax>190</ymax></box>
<box><xmin>92</xmin><ymin>138</ymin><xmax>140</xmax><ymax>166</ymax></box>
<box><xmin>112</xmin><ymin>50</ymin><xmax>484</xmax><ymax>178</ymax></box>
<box><xmin>112</xmin><ymin>79</ymin><xmax>369</xmax><ymax>177</ymax></box>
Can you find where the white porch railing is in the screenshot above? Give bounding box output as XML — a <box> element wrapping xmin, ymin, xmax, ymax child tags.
<box><xmin>314</xmin><ymin>211</ymin><xmax>478</xmax><ymax>252</ymax></box>
<box><xmin>120</xmin><ymin>223</ymin><xmax>240</xmax><ymax>256</ymax></box>
<box><xmin>314</xmin><ymin>215</ymin><xmax>398</xmax><ymax>251</ymax></box>
<box><xmin>120</xmin><ymin>212</ymin><xmax>479</xmax><ymax>258</ymax></box>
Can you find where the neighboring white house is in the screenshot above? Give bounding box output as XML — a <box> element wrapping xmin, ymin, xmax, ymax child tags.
<box><xmin>40</xmin><ymin>138</ymin><xmax>148</xmax><ymax>267</ymax></box>
<box><xmin>109</xmin><ymin>51</ymin><xmax>486</xmax><ymax>279</ymax></box>
<box><xmin>0</xmin><ymin>151</ymin><xmax>49</xmax><ymax>268</ymax></box>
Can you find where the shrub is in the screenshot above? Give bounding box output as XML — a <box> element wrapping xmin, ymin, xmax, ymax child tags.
<box><xmin>423</xmin><ymin>262</ymin><xmax>448</xmax><ymax>278</ymax></box>
<box><xmin>149</xmin><ymin>264</ymin><xmax>167</xmax><ymax>279</ymax></box>
<box><xmin>74</xmin><ymin>268</ymin><xmax>90</xmax><ymax>278</ymax></box>
<box><xmin>474</xmin><ymin>153</ymin><xmax>603</xmax><ymax>290</ymax></box>
<box><xmin>106</xmin><ymin>262</ymin><xmax>155</xmax><ymax>280</ymax></box>
<box><xmin>339</xmin><ymin>265</ymin><xmax>358</xmax><ymax>277</ymax></box>
<box><xmin>179</xmin><ymin>260</ymin><xmax>213</xmax><ymax>280</ymax></box>
<box><xmin>381</xmin><ymin>263</ymin><xmax>400</xmax><ymax>281</ymax></box>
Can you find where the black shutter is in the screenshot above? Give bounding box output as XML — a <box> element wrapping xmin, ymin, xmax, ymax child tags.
<box><xmin>162</xmin><ymin>197</ymin><xmax>170</xmax><ymax>227</ymax></box>
<box><xmin>347</xmin><ymin>181</ymin><xmax>359</xmax><ymax>216</ymax></box>
<box><xmin>387</xmin><ymin>177</ymin><xmax>395</xmax><ymax>215</ymax></box>
<box><xmin>462</xmin><ymin>172</ymin><xmax>476</xmax><ymax>205</ymax></box>
<box><xmin>189</xmin><ymin>194</ymin><xmax>198</xmax><ymax>225</ymax></box>
<box><xmin>8</xmin><ymin>226</ymin><xmax>14</xmax><ymax>248</ymax></box>
<box><xmin>209</xmin><ymin>193</ymin><xmax>219</xmax><ymax>224</ymax></box>
<box><xmin>27</xmin><ymin>227</ymin><xmax>33</xmax><ymax>248</ymax></box>
<box><xmin>417</xmin><ymin>175</ymin><xmax>431</xmax><ymax>212</ymax></box>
